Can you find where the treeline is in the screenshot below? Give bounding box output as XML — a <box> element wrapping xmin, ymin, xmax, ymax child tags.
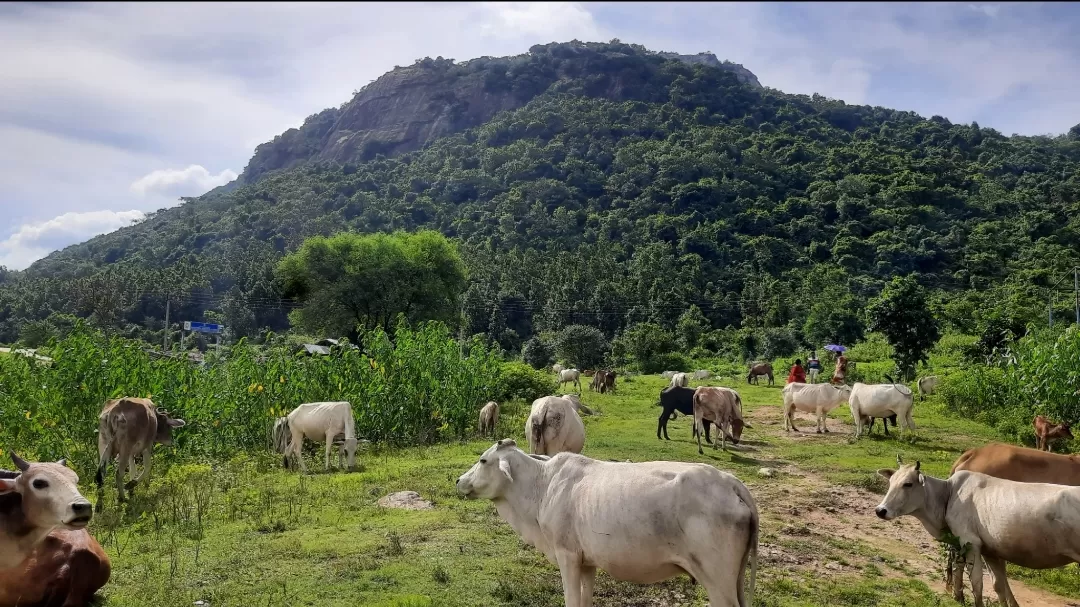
<box><xmin>3</xmin><ymin>41</ymin><xmax>1080</xmax><ymax>350</ymax></box>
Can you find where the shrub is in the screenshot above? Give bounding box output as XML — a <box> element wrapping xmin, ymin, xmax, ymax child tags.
<box><xmin>553</xmin><ymin>325</ymin><xmax>608</xmax><ymax>369</ymax></box>
<box><xmin>493</xmin><ymin>362</ymin><xmax>555</xmax><ymax>403</ymax></box>
<box><xmin>610</xmin><ymin>323</ymin><xmax>676</xmax><ymax>373</ymax></box>
<box><xmin>521</xmin><ymin>337</ymin><xmax>554</xmax><ymax>370</ymax></box>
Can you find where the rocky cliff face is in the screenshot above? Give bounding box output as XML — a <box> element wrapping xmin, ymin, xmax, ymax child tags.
<box><xmin>238</xmin><ymin>42</ymin><xmax>762</xmax><ymax>185</ymax></box>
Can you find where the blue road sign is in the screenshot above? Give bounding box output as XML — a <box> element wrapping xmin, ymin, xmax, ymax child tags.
<box><xmin>184</xmin><ymin>321</ymin><xmax>223</xmax><ymax>334</ymax></box>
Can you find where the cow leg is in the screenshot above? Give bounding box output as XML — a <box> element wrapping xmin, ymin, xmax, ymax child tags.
<box><xmin>816</xmin><ymin>406</ymin><xmax>825</xmax><ymax>433</ymax></box>
<box><xmin>115</xmin><ymin>452</ymin><xmax>130</xmax><ymax>503</ymax></box>
<box><xmin>882</xmin><ymin>418</ymin><xmax>890</xmax><ymax>437</ymax></box>
<box><xmin>968</xmin><ymin>546</ymin><xmax>985</xmax><ymax>607</ymax></box>
<box><xmin>696</xmin><ymin>414</ymin><xmax>705</xmax><ymax>455</ymax></box>
<box><xmin>324</xmin><ymin>432</ymin><xmax>334</xmax><ymax>470</ymax></box>
<box><xmin>658</xmin><ymin>411</ymin><xmax>668</xmax><ymax>440</ymax></box>
<box><xmin>127</xmin><ymin>447</ymin><xmax>152</xmax><ymax>493</ymax></box>
<box><xmin>556</xmin><ymin>552</ymin><xmax>584</xmax><ymax>607</ymax></box>
<box><xmin>579</xmin><ymin>565</ymin><xmax>597</xmax><ymax>607</ymax></box>
<box><xmin>983</xmin><ymin>556</ymin><xmax>1019</xmax><ymax>607</ymax></box>
<box><xmin>704</xmin><ymin>420</ymin><xmax>712</xmax><ymax>444</ymax></box>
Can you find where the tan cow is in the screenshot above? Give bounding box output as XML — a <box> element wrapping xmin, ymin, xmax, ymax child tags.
<box><xmin>479</xmin><ymin>401</ymin><xmax>500</xmax><ymax>437</ymax></box>
<box><xmin>747</xmin><ymin>363</ymin><xmax>774</xmax><ymax>386</ymax></box>
<box><xmin>1033</xmin><ymin>415</ymin><xmax>1073</xmax><ymax>451</ymax></box>
<box><xmin>693</xmin><ymin>387</ymin><xmax>752</xmax><ymax>453</ymax></box>
<box><xmin>95</xmin><ymin>397</ymin><xmax>186</xmax><ymax>504</ymax></box>
<box><xmin>0</xmin><ymin>453</ymin><xmax>111</xmax><ymax>607</ymax></box>
<box><xmin>950</xmin><ymin>442</ymin><xmax>1080</xmax><ymax>485</ymax></box>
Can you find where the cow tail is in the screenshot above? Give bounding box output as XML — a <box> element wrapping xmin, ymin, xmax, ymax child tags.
<box><xmin>531</xmin><ymin>412</ymin><xmax>546</xmax><ymax>455</ymax></box>
<box><xmin>735</xmin><ymin>392</ymin><xmax>744</xmax><ymax>418</ymax></box>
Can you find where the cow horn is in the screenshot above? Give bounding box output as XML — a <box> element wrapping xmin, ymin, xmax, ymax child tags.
<box><xmin>896</xmin><ymin>453</ymin><xmax>904</xmax><ymax>466</ymax></box>
<box><xmin>915</xmin><ymin>460</ymin><xmax>921</xmax><ymax>471</ymax></box>
<box><xmin>10</xmin><ymin>452</ymin><xmax>29</xmax><ymax>472</ymax></box>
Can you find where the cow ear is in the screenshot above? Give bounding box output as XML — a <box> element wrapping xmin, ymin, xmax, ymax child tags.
<box><xmin>497</xmin><ymin>439</ymin><xmax>516</xmax><ymax>449</ymax></box>
<box><xmin>167</xmin><ymin>418</ymin><xmax>186</xmax><ymax>428</ymax></box>
<box><xmin>877</xmin><ymin>468</ymin><xmax>895</xmax><ymax>479</ymax></box>
<box><xmin>56</xmin><ymin>458</ymin><xmax>67</xmax><ymax>468</ymax></box>
<box><xmin>498</xmin><ymin>458</ymin><xmax>513</xmax><ymax>483</ymax></box>
<box><xmin>914</xmin><ymin>460</ymin><xmax>921</xmax><ymax>472</ymax></box>
<box><xmin>0</xmin><ymin>478</ymin><xmax>14</xmax><ymax>494</ymax></box>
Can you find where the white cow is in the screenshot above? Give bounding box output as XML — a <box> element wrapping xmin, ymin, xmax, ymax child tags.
<box><xmin>670</xmin><ymin>372</ymin><xmax>688</xmax><ymax>388</ymax></box>
<box><xmin>917</xmin><ymin>375</ymin><xmax>940</xmax><ymax>400</ymax></box>
<box><xmin>456</xmin><ymin>440</ymin><xmax>759</xmax><ymax>607</ymax></box>
<box><xmin>479</xmin><ymin>401</ymin><xmax>500</xmax><ymax>437</ymax></box>
<box><xmin>661</xmin><ymin>371</ymin><xmax>677</xmax><ymax>380</ymax></box>
<box><xmin>849</xmin><ymin>382</ymin><xmax>915</xmax><ymax>439</ymax></box>
<box><xmin>563</xmin><ymin>393</ymin><xmax>595</xmax><ymax>416</ymax></box>
<box><xmin>876</xmin><ymin>457</ymin><xmax>1080</xmax><ymax>607</ymax></box>
<box><xmin>782</xmin><ymin>382</ymin><xmax>852</xmax><ymax>434</ymax></box>
<box><xmin>558</xmin><ymin>368</ymin><xmax>582</xmax><ymax>391</ymax></box>
<box><xmin>553</xmin><ymin>364</ymin><xmax>565</xmax><ymax>375</ymax></box>
<box><xmin>273</xmin><ymin>401</ymin><xmax>359</xmax><ymax>473</ymax></box>
<box><xmin>525</xmin><ymin>396</ymin><xmax>586</xmax><ymax>456</ymax></box>
<box><xmin>692</xmin><ymin>369</ymin><xmax>712</xmax><ymax>380</ymax></box>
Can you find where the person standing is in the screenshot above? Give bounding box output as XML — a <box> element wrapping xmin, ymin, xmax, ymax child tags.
<box><xmin>831</xmin><ymin>352</ymin><xmax>848</xmax><ymax>385</ymax></box>
<box><xmin>806</xmin><ymin>352</ymin><xmax>821</xmax><ymax>383</ymax></box>
<box><xmin>787</xmin><ymin>358</ymin><xmax>806</xmax><ymax>384</ymax></box>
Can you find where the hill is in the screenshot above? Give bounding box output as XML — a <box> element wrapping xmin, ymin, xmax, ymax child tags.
<box><xmin>3</xmin><ymin>40</ymin><xmax>1080</xmax><ymax>349</ymax></box>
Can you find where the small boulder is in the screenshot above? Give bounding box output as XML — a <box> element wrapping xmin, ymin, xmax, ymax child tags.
<box><xmin>378</xmin><ymin>491</ymin><xmax>434</xmax><ymax>511</ymax></box>
<box><xmin>758</xmin><ymin>467</ymin><xmax>776</xmax><ymax>478</ymax></box>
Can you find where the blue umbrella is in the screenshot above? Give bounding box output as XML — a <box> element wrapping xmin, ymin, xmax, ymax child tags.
<box><xmin>824</xmin><ymin>344</ymin><xmax>846</xmax><ymax>353</ymax></box>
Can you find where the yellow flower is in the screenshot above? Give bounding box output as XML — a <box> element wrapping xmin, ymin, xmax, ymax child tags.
<box><xmin>280</xmin><ymin>376</ymin><xmax>286</xmax><ymax>384</ymax></box>
<box><xmin>24</xmin><ymin>411</ymin><xmax>31</xmax><ymax>420</ymax></box>
<box><xmin>257</xmin><ymin>384</ymin><xmax>264</xmax><ymax>393</ymax></box>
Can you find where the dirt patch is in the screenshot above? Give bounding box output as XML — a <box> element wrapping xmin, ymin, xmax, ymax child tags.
<box><xmin>376</xmin><ymin>491</ymin><xmax>433</xmax><ymax>510</ymax></box>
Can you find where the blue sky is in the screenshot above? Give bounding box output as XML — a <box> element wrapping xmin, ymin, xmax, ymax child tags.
<box><xmin>2</xmin><ymin>1</ymin><xmax>1079</xmax><ymax>270</ymax></box>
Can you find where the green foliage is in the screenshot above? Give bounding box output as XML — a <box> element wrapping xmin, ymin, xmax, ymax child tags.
<box><xmin>867</xmin><ymin>276</ymin><xmax>941</xmax><ymax>381</ymax></box>
<box><xmin>18</xmin><ymin>319</ymin><xmax>55</xmax><ymax>348</ymax></box>
<box><xmin>610</xmin><ymin>322</ymin><xmax>677</xmax><ymax>373</ymax></box>
<box><xmin>0</xmin><ymin>320</ymin><xmax>500</xmax><ymax>472</ymax></box>
<box><xmin>493</xmin><ymin>362</ymin><xmax>555</xmax><ymax>403</ymax></box>
<box><xmin>676</xmin><ymin>305</ymin><xmax>709</xmax><ymax>351</ymax></box>
<box><xmin>554</xmin><ymin>324</ymin><xmax>609</xmax><ymax>370</ymax></box>
<box><xmin>520</xmin><ymin>336</ymin><xmax>555</xmax><ymax>370</ymax></box>
<box><xmin>277</xmin><ymin>231</ymin><xmax>467</xmax><ymax>339</ymax></box>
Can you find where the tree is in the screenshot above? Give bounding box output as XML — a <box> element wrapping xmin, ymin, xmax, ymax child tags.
<box><xmin>676</xmin><ymin>305</ymin><xmax>709</xmax><ymax>351</ymax></box>
<box><xmin>611</xmin><ymin>323</ymin><xmax>677</xmax><ymax>373</ymax></box>
<box><xmin>553</xmin><ymin>325</ymin><xmax>609</xmax><ymax>370</ymax></box>
<box><xmin>277</xmin><ymin>231</ymin><xmax>467</xmax><ymax>339</ymax></box>
<box><xmin>867</xmin><ymin>276</ymin><xmax>941</xmax><ymax>381</ymax></box>
<box><xmin>521</xmin><ymin>336</ymin><xmax>555</xmax><ymax>369</ymax></box>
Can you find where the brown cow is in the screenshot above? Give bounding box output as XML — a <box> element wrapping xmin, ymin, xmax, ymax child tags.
<box><xmin>747</xmin><ymin>363</ymin><xmax>774</xmax><ymax>386</ymax></box>
<box><xmin>951</xmin><ymin>442</ymin><xmax>1080</xmax><ymax>486</ymax></box>
<box><xmin>693</xmin><ymin>387</ymin><xmax>753</xmax><ymax>454</ymax></box>
<box><xmin>95</xmin><ymin>397</ymin><xmax>186</xmax><ymax>504</ymax></box>
<box><xmin>602</xmin><ymin>370</ymin><xmax>617</xmax><ymax>394</ymax></box>
<box><xmin>1034</xmin><ymin>415</ymin><xmax>1073</xmax><ymax>452</ymax></box>
<box><xmin>0</xmin><ymin>454</ymin><xmax>111</xmax><ymax>607</ymax></box>
<box><xmin>589</xmin><ymin>371</ymin><xmax>605</xmax><ymax>393</ymax></box>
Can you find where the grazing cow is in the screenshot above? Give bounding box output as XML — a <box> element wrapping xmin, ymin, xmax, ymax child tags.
<box><xmin>876</xmin><ymin>456</ymin><xmax>1080</xmax><ymax>607</ymax></box>
<box><xmin>693</xmin><ymin>387</ymin><xmax>752</xmax><ymax>454</ymax></box>
<box><xmin>552</xmin><ymin>364</ymin><xmax>565</xmax><ymax>375</ymax></box>
<box><xmin>456</xmin><ymin>440</ymin><xmax>758</xmax><ymax>607</ymax></box>
<box><xmin>562</xmin><ymin>393</ymin><xmax>595</xmax><ymax>417</ymax></box>
<box><xmin>273</xmin><ymin>401</ymin><xmax>359</xmax><ymax>474</ymax></box>
<box><xmin>917</xmin><ymin>375</ymin><xmax>940</xmax><ymax>400</ymax></box>
<box><xmin>95</xmin><ymin>397</ymin><xmax>186</xmax><ymax>504</ymax></box>
<box><xmin>849</xmin><ymin>381</ymin><xmax>915</xmax><ymax>439</ymax></box>
<box><xmin>525</xmin><ymin>396</ymin><xmax>586</xmax><ymax>456</ymax></box>
<box><xmin>747</xmin><ymin>363</ymin><xmax>774</xmax><ymax>386</ymax></box>
<box><xmin>950</xmin><ymin>442</ymin><xmax>1080</xmax><ymax>486</ymax></box>
<box><xmin>781</xmin><ymin>382</ymin><xmax>852</xmax><ymax>433</ymax></box>
<box><xmin>558</xmin><ymin>368</ymin><xmax>582</xmax><ymax>391</ymax></box>
<box><xmin>670</xmin><ymin>372</ymin><xmax>688</xmax><ymax>388</ymax></box>
<box><xmin>656</xmin><ymin>386</ymin><xmax>713</xmax><ymax>443</ymax></box>
<box><xmin>602</xmin><ymin>370</ymin><xmax>617</xmax><ymax>394</ymax></box>
<box><xmin>1033</xmin><ymin>415</ymin><xmax>1073</xmax><ymax>452</ymax></box>
<box><xmin>589</xmin><ymin>371</ymin><xmax>609</xmax><ymax>393</ymax></box>
<box><xmin>661</xmin><ymin>371</ymin><xmax>677</xmax><ymax>380</ymax></box>
<box><xmin>864</xmin><ymin>414</ymin><xmax>899</xmax><ymax>435</ymax></box>
<box><xmin>479</xmin><ymin>401</ymin><xmax>500</xmax><ymax>437</ymax></box>
<box><xmin>692</xmin><ymin>369</ymin><xmax>712</xmax><ymax>381</ymax></box>
<box><xmin>0</xmin><ymin>454</ymin><xmax>111</xmax><ymax>607</ymax></box>
<box><xmin>582</xmin><ymin>369</ymin><xmax>596</xmax><ymax>378</ymax></box>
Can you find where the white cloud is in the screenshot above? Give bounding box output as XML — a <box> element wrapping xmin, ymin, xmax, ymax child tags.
<box><xmin>476</xmin><ymin>2</ymin><xmax>603</xmax><ymax>41</ymax></box>
<box><xmin>968</xmin><ymin>4</ymin><xmax>1001</xmax><ymax>18</ymax></box>
<box><xmin>130</xmin><ymin>165</ymin><xmax>238</xmax><ymax>198</ymax></box>
<box><xmin>0</xmin><ymin>210</ymin><xmax>146</xmax><ymax>270</ymax></box>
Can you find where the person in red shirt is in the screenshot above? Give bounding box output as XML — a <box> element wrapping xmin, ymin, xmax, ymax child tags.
<box><xmin>787</xmin><ymin>359</ymin><xmax>806</xmax><ymax>384</ymax></box>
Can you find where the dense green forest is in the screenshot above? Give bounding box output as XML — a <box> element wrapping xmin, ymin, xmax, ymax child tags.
<box><xmin>3</xmin><ymin>40</ymin><xmax>1080</xmax><ymax>354</ymax></box>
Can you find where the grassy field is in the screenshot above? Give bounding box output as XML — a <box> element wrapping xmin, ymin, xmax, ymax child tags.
<box><xmin>86</xmin><ymin>373</ymin><xmax>1080</xmax><ymax>607</ymax></box>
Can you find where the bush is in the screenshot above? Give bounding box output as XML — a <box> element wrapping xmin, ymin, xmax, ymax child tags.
<box><xmin>521</xmin><ymin>337</ymin><xmax>555</xmax><ymax>370</ymax></box>
<box><xmin>493</xmin><ymin>362</ymin><xmax>555</xmax><ymax>403</ymax></box>
<box><xmin>553</xmin><ymin>325</ymin><xmax>609</xmax><ymax>369</ymax></box>
<box><xmin>610</xmin><ymin>323</ymin><xmax>677</xmax><ymax>373</ymax></box>
<box><xmin>760</xmin><ymin>327</ymin><xmax>799</xmax><ymax>359</ymax></box>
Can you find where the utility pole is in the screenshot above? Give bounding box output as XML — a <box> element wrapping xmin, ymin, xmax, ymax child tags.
<box><xmin>163</xmin><ymin>298</ymin><xmax>171</xmax><ymax>352</ymax></box>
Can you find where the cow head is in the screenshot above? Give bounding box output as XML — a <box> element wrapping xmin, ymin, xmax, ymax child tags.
<box><xmin>153</xmin><ymin>408</ymin><xmax>186</xmax><ymax>445</ymax></box>
<box><xmin>456</xmin><ymin>439</ymin><xmax>522</xmax><ymax>500</ymax></box>
<box><xmin>874</xmin><ymin>456</ymin><xmax>925</xmax><ymax>521</ymax></box>
<box><xmin>1055</xmin><ymin>422</ymin><xmax>1075</xmax><ymax>440</ymax></box>
<box><xmin>1</xmin><ymin>453</ymin><xmax>93</xmax><ymax>530</ymax></box>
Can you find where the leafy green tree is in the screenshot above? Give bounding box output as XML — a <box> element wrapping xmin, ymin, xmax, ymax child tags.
<box><xmin>867</xmin><ymin>276</ymin><xmax>941</xmax><ymax>380</ymax></box>
<box><xmin>521</xmin><ymin>336</ymin><xmax>555</xmax><ymax>370</ymax></box>
<box><xmin>611</xmin><ymin>323</ymin><xmax>678</xmax><ymax>373</ymax></box>
<box><xmin>554</xmin><ymin>325</ymin><xmax>609</xmax><ymax>370</ymax></box>
<box><xmin>277</xmin><ymin>231</ymin><xmax>467</xmax><ymax>338</ymax></box>
<box><xmin>676</xmin><ymin>305</ymin><xmax>709</xmax><ymax>351</ymax></box>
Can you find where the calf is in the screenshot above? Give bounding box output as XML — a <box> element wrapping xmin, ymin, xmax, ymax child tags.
<box><xmin>656</xmin><ymin>386</ymin><xmax>713</xmax><ymax>443</ymax></box>
<box><xmin>456</xmin><ymin>440</ymin><xmax>758</xmax><ymax>607</ymax></box>
<box><xmin>0</xmin><ymin>454</ymin><xmax>110</xmax><ymax>607</ymax></box>
<box><xmin>1034</xmin><ymin>415</ymin><xmax>1073</xmax><ymax>451</ymax></box>
<box><xmin>693</xmin><ymin>387</ymin><xmax>752</xmax><ymax>453</ymax></box>
<box><xmin>877</xmin><ymin>456</ymin><xmax>1080</xmax><ymax>607</ymax></box>
<box><xmin>478</xmin><ymin>401</ymin><xmax>500</xmax><ymax>437</ymax></box>
<box><xmin>95</xmin><ymin>397</ymin><xmax>186</xmax><ymax>504</ymax></box>
<box><xmin>601</xmin><ymin>370</ymin><xmax>617</xmax><ymax>394</ymax></box>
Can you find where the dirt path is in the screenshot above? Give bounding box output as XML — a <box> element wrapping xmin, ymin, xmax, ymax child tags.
<box><xmin>745</xmin><ymin>405</ymin><xmax>1076</xmax><ymax>607</ymax></box>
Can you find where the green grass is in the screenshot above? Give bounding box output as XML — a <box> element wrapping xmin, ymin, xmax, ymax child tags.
<box><xmin>85</xmin><ymin>374</ymin><xmax>1075</xmax><ymax>606</ymax></box>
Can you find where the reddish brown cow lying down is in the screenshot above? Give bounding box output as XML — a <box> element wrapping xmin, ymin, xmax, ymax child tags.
<box><xmin>0</xmin><ymin>453</ymin><xmax>111</xmax><ymax>607</ymax></box>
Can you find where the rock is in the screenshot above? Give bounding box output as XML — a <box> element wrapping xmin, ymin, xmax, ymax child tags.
<box><xmin>825</xmin><ymin>506</ymin><xmax>838</xmax><ymax>514</ymax></box>
<box><xmin>825</xmin><ymin>562</ymin><xmax>842</xmax><ymax>570</ymax></box>
<box><xmin>377</xmin><ymin>491</ymin><xmax>434</xmax><ymax>511</ymax></box>
<box><xmin>757</xmin><ymin>467</ymin><xmax>776</xmax><ymax>477</ymax></box>
<box><xmin>788</xmin><ymin>507</ymin><xmax>800</xmax><ymax>516</ymax></box>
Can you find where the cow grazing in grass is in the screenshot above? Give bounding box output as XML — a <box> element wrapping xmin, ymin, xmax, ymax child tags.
<box><xmin>1033</xmin><ymin>415</ymin><xmax>1073</xmax><ymax>452</ymax></box>
<box><xmin>877</xmin><ymin>456</ymin><xmax>1080</xmax><ymax>607</ymax></box>
<box><xmin>95</xmin><ymin>397</ymin><xmax>186</xmax><ymax>504</ymax></box>
<box><xmin>526</xmin><ymin>396</ymin><xmax>586</xmax><ymax>456</ymax></box>
<box><xmin>917</xmin><ymin>375</ymin><xmax>940</xmax><ymax>400</ymax></box>
<box><xmin>747</xmin><ymin>363</ymin><xmax>774</xmax><ymax>386</ymax></box>
<box><xmin>273</xmin><ymin>401</ymin><xmax>359</xmax><ymax>473</ymax></box>
<box><xmin>1</xmin><ymin>453</ymin><xmax>111</xmax><ymax>607</ymax></box>
<box><xmin>693</xmin><ymin>387</ymin><xmax>752</xmax><ymax>454</ymax></box>
<box><xmin>456</xmin><ymin>440</ymin><xmax>759</xmax><ymax>607</ymax></box>
<box><xmin>479</xmin><ymin>401</ymin><xmax>500</xmax><ymax>437</ymax></box>
<box><xmin>656</xmin><ymin>386</ymin><xmax>713</xmax><ymax>443</ymax></box>
<box><xmin>558</xmin><ymin>369</ymin><xmax>582</xmax><ymax>391</ymax></box>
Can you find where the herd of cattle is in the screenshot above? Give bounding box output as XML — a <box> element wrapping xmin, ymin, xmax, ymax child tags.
<box><xmin>1</xmin><ymin>365</ymin><xmax>1078</xmax><ymax>607</ymax></box>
